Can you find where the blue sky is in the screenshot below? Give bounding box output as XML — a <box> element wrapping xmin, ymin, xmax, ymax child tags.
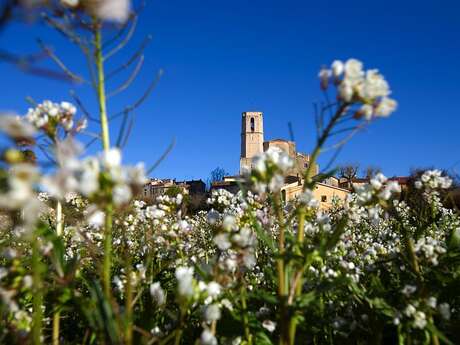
<box><xmin>1</xmin><ymin>0</ymin><xmax>459</xmax><ymax>180</ymax></box>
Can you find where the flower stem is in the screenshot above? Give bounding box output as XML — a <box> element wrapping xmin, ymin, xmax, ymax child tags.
<box><xmin>273</xmin><ymin>193</ymin><xmax>290</xmax><ymax>345</ymax></box>
<box><xmin>304</xmin><ymin>103</ymin><xmax>348</xmax><ymax>185</ymax></box>
<box><xmin>55</xmin><ymin>200</ymin><xmax>63</xmax><ymax>236</ymax></box>
<box><xmin>52</xmin><ymin>309</ymin><xmax>60</xmax><ymax>345</ymax></box>
<box><xmin>103</xmin><ymin>203</ymin><xmax>113</xmax><ymax>297</ymax></box>
<box><xmin>240</xmin><ymin>285</ymin><xmax>252</xmax><ymax>345</ymax></box>
<box><xmin>125</xmin><ymin>252</ymin><xmax>133</xmax><ymax>345</ymax></box>
<box><xmin>32</xmin><ymin>238</ymin><xmax>43</xmax><ymax>345</ymax></box>
<box><xmin>93</xmin><ymin>20</ymin><xmax>113</xmax><ymax>299</ymax></box>
<box><xmin>94</xmin><ymin>21</ymin><xmax>110</xmax><ymax>152</ymax></box>
<box><xmin>53</xmin><ymin>200</ymin><xmax>63</xmax><ymax>345</ymax></box>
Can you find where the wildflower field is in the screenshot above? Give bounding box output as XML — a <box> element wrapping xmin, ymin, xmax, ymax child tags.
<box><xmin>0</xmin><ymin>1</ymin><xmax>459</xmax><ymax>345</ymax></box>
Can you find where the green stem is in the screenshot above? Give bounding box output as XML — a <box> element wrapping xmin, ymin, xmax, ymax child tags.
<box><xmin>32</xmin><ymin>239</ymin><xmax>43</xmax><ymax>345</ymax></box>
<box><xmin>103</xmin><ymin>203</ymin><xmax>113</xmax><ymax>297</ymax></box>
<box><xmin>52</xmin><ymin>309</ymin><xmax>61</xmax><ymax>345</ymax></box>
<box><xmin>173</xmin><ymin>304</ymin><xmax>187</xmax><ymax>345</ymax></box>
<box><xmin>273</xmin><ymin>193</ymin><xmax>290</xmax><ymax>345</ymax></box>
<box><xmin>56</xmin><ymin>200</ymin><xmax>63</xmax><ymax>236</ymax></box>
<box><xmin>94</xmin><ymin>21</ymin><xmax>110</xmax><ymax>152</ymax></box>
<box><xmin>304</xmin><ymin>103</ymin><xmax>348</xmax><ymax>185</ymax></box>
<box><xmin>53</xmin><ymin>200</ymin><xmax>63</xmax><ymax>345</ymax></box>
<box><xmin>94</xmin><ymin>20</ymin><xmax>113</xmax><ymax>299</ymax></box>
<box><xmin>240</xmin><ymin>285</ymin><xmax>252</xmax><ymax>345</ymax></box>
<box><xmin>125</xmin><ymin>252</ymin><xmax>133</xmax><ymax>345</ymax></box>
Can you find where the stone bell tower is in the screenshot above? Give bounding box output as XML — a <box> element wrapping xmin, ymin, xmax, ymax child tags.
<box><xmin>240</xmin><ymin>111</ymin><xmax>264</xmax><ymax>174</ymax></box>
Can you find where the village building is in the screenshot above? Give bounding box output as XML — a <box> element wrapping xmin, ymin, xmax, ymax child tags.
<box><xmin>143</xmin><ymin>178</ymin><xmax>205</xmax><ymax>201</ymax></box>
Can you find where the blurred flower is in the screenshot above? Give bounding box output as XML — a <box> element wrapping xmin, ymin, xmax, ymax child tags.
<box><xmin>150</xmin><ymin>282</ymin><xmax>166</xmax><ymax>306</ymax></box>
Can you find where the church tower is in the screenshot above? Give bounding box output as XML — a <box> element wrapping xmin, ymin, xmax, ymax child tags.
<box><xmin>240</xmin><ymin>111</ymin><xmax>264</xmax><ymax>174</ymax></box>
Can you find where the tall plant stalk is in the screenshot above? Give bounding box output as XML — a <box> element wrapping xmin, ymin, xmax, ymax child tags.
<box><xmin>52</xmin><ymin>309</ymin><xmax>61</xmax><ymax>345</ymax></box>
<box><xmin>284</xmin><ymin>103</ymin><xmax>348</xmax><ymax>345</ymax></box>
<box><xmin>32</xmin><ymin>237</ymin><xmax>43</xmax><ymax>345</ymax></box>
<box><xmin>93</xmin><ymin>20</ymin><xmax>113</xmax><ymax>297</ymax></box>
<box><xmin>53</xmin><ymin>199</ymin><xmax>63</xmax><ymax>345</ymax></box>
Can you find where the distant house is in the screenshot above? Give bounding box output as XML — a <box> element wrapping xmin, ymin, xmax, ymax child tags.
<box><xmin>142</xmin><ymin>178</ymin><xmax>206</xmax><ymax>202</ymax></box>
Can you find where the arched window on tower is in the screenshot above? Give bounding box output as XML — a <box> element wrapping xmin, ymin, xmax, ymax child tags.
<box><xmin>250</xmin><ymin>117</ymin><xmax>255</xmax><ymax>132</ymax></box>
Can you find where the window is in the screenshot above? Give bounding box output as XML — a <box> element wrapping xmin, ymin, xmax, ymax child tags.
<box><xmin>250</xmin><ymin>117</ymin><xmax>255</xmax><ymax>132</ymax></box>
<box><xmin>321</xmin><ymin>195</ymin><xmax>327</xmax><ymax>202</ymax></box>
<box><xmin>304</xmin><ymin>163</ymin><xmax>308</xmax><ymax>168</ymax></box>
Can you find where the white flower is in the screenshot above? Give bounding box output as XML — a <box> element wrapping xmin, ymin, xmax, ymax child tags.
<box><xmin>205</xmin><ymin>282</ymin><xmax>221</xmax><ymax>299</ymax></box>
<box><xmin>344</xmin><ymin>58</ymin><xmax>364</xmax><ymax>82</ymax></box>
<box><xmin>438</xmin><ymin>303</ymin><xmax>451</xmax><ymax>320</ymax></box>
<box><xmin>413</xmin><ymin>311</ymin><xmax>427</xmax><ymax>329</ymax></box>
<box><xmin>61</xmin><ymin>0</ymin><xmax>79</xmax><ymax>7</ymax></box>
<box><xmin>112</xmin><ymin>184</ymin><xmax>132</xmax><ymax>206</ymax></box>
<box><xmin>214</xmin><ymin>233</ymin><xmax>231</xmax><ymax>250</ymax></box>
<box><xmin>89</xmin><ymin>0</ymin><xmax>131</xmax><ymax>23</ymax></box>
<box><xmin>87</xmin><ymin>209</ymin><xmax>105</xmax><ymax>228</ymax></box>
<box><xmin>262</xmin><ymin>320</ymin><xmax>276</xmax><ymax>333</ymax></box>
<box><xmin>268</xmin><ymin>174</ymin><xmax>284</xmax><ymax>192</ymax></box>
<box><xmin>150</xmin><ymin>282</ymin><xmax>166</xmax><ymax>306</ymax></box>
<box><xmin>0</xmin><ymin>114</ymin><xmax>36</xmax><ymax>139</ymax></box>
<box><xmin>374</xmin><ymin>97</ymin><xmax>397</xmax><ymax>117</ymax></box>
<box><xmin>253</xmin><ymin>155</ymin><xmax>266</xmax><ymax>174</ymax></box>
<box><xmin>175</xmin><ymin>266</ymin><xmax>194</xmax><ymax>298</ymax></box>
<box><xmin>318</xmin><ymin>67</ymin><xmax>331</xmax><ymax>90</ymax></box>
<box><xmin>298</xmin><ymin>189</ymin><xmax>319</xmax><ymax>208</ymax></box>
<box><xmin>204</xmin><ymin>304</ymin><xmax>221</xmax><ymax>322</ymax></box>
<box><xmin>331</xmin><ymin>60</ymin><xmax>344</xmax><ymax>78</ymax></box>
<box><xmin>401</xmin><ymin>284</ymin><xmax>416</xmax><ymax>296</ymax></box>
<box><xmin>102</xmin><ymin>148</ymin><xmax>122</xmax><ymax>168</ymax></box>
<box><xmin>359</xmin><ymin>104</ymin><xmax>374</xmax><ymax>120</ymax></box>
<box><xmin>200</xmin><ymin>329</ymin><xmax>217</xmax><ymax>345</ymax></box>
<box><xmin>222</xmin><ymin>215</ymin><xmax>237</xmax><ymax>231</ymax></box>
<box><xmin>338</xmin><ymin>79</ymin><xmax>354</xmax><ymax>102</ymax></box>
<box><xmin>404</xmin><ymin>304</ymin><xmax>416</xmax><ymax>317</ymax></box>
<box><xmin>427</xmin><ymin>297</ymin><xmax>437</xmax><ymax>309</ymax></box>
<box><xmin>360</xmin><ymin>69</ymin><xmax>390</xmax><ymax>100</ymax></box>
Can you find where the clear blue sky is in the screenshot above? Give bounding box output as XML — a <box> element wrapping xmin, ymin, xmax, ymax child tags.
<box><xmin>1</xmin><ymin>0</ymin><xmax>459</xmax><ymax>180</ymax></box>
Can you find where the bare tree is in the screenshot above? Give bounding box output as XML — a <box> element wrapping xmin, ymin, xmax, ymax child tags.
<box><xmin>206</xmin><ymin>166</ymin><xmax>228</xmax><ymax>189</ymax></box>
<box><xmin>363</xmin><ymin>166</ymin><xmax>381</xmax><ymax>179</ymax></box>
<box><xmin>337</xmin><ymin>164</ymin><xmax>359</xmax><ymax>189</ymax></box>
<box><xmin>338</xmin><ymin>164</ymin><xmax>359</xmax><ymax>181</ymax></box>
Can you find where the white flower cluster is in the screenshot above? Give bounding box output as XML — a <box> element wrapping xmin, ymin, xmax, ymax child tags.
<box><xmin>319</xmin><ymin>59</ymin><xmax>397</xmax><ymax>119</ymax></box>
<box><xmin>26</xmin><ymin>100</ymin><xmax>79</xmax><ymax>133</ymax></box>
<box><xmin>60</xmin><ymin>0</ymin><xmax>131</xmax><ymax>22</ymax></box>
<box><xmin>414</xmin><ymin>236</ymin><xmax>446</xmax><ymax>266</ymax></box>
<box><xmin>403</xmin><ymin>304</ymin><xmax>427</xmax><ymax>329</ymax></box>
<box><xmin>414</xmin><ymin>170</ymin><xmax>453</xmax><ymax>207</ymax></box>
<box><xmin>213</xmin><ymin>215</ymin><xmax>258</xmax><ymax>271</ymax></box>
<box><xmin>0</xmin><ymin>114</ymin><xmax>36</xmax><ymax>140</ymax></box>
<box><xmin>298</xmin><ymin>189</ymin><xmax>319</xmax><ymax>208</ymax></box>
<box><xmin>249</xmin><ymin>147</ymin><xmax>293</xmax><ymax>194</ymax></box>
<box><xmin>415</xmin><ymin>170</ymin><xmax>452</xmax><ymax>190</ymax></box>
<box><xmin>42</xmin><ymin>146</ymin><xmax>146</xmax><ymax>207</ymax></box>
<box><xmin>354</xmin><ymin>173</ymin><xmax>401</xmax><ymax>205</ymax></box>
